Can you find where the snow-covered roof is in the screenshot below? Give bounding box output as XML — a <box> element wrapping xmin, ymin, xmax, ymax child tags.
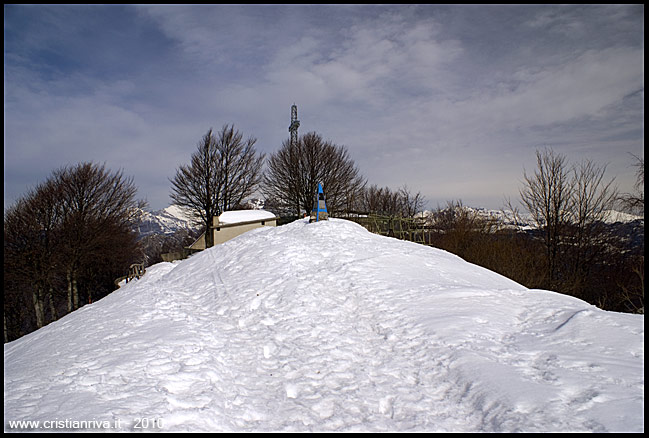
<box><xmin>218</xmin><ymin>209</ymin><xmax>276</xmax><ymax>225</ymax></box>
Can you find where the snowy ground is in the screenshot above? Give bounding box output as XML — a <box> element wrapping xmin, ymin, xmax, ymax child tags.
<box><xmin>4</xmin><ymin>219</ymin><xmax>644</xmax><ymax>432</ymax></box>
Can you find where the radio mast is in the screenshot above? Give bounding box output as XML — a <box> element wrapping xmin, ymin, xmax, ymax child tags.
<box><xmin>289</xmin><ymin>103</ymin><xmax>300</xmax><ymax>147</ymax></box>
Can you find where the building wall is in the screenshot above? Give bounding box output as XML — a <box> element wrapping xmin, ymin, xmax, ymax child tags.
<box><xmin>189</xmin><ymin>218</ymin><xmax>277</xmax><ymax>251</ymax></box>
<box><xmin>213</xmin><ymin>219</ymin><xmax>276</xmax><ymax>245</ymax></box>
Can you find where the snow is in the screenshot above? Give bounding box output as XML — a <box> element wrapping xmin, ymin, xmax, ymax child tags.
<box><xmin>161</xmin><ymin>204</ymin><xmax>196</xmax><ymax>223</ymax></box>
<box><xmin>603</xmin><ymin>209</ymin><xmax>644</xmax><ymax>224</ymax></box>
<box><xmin>4</xmin><ymin>219</ymin><xmax>643</xmax><ymax>432</ymax></box>
<box><xmin>417</xmin><ymin>207</ymin><xmax>643</xmax><ymax>229</ymax></box>
<box><xmin>218</xmin><ymin>209</ymin><xmax>276</xmax><ymax>225</ymax></box>
<box><xmin>136</xmin><ymin>205</ymin><xmax>199</xmax><ymax>236</ymax></box>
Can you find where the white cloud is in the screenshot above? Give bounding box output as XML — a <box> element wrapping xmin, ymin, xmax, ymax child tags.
<box><xmin>4</xmin><ymin>5</ymin><xmax>643</xmax><ymax>211</ymax></box>
<box><xmin>494</xmin><ymin>48</ymin><xmax>642</xmax><ymax>126</ymax></box>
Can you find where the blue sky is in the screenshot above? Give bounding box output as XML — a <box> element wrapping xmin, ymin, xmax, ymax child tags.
<box><xmin>4</xmin><ymin>4</ymin><xmax>644</xmax><ymax>212</ymax></box>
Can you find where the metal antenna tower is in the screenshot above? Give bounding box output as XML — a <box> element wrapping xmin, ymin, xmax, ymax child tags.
<box><xmin>289</xmin><ymin>103</ymin><xmax>300</xmax><ymax>146</ymax></box>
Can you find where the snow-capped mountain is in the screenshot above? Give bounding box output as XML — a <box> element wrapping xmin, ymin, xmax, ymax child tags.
<box><xmin>135</xmin><ymin>200</ymin><xmax>268</xmax><ymax>238</ymax></box>
<box><xmin>135</xmin><ymin>205</ymin><xmax>200</xmax><ymax>238</ymax></box>
<box><xmin>602</xmin><ymin>209</ymin><xmax>644</xmax><ymax>224</ymax></box>
<box><xmin>419</xmin><ymin>206</ymin><xmax>643</xmax><ymax>229</ymax></box>
<box><xmin>141</xmin><ymin>202</ymin><xmax>642</xmax><ymax>238</ymax></box>
<box><xmin>4</xmin><ymin>218</ymin><xmax>643</xmax><ymax>432</ymax></box>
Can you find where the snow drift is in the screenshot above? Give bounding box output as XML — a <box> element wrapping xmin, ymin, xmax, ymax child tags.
<box><xmin>4</xmin><ymin>219</ymin><xmax>644</xmax><ymax>432</ymax></box>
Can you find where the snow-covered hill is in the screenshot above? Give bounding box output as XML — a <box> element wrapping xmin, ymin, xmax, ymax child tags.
<box><xmin>4</xmin><ymin>219</ymin><xmax>643</xmax><ymax>432</ymax></box>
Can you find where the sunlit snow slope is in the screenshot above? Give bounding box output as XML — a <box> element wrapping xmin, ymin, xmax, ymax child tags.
<box><xmin>4</xmin><ymin>219</ymin><xmax>644</xmax><ymax>432</ymax></box>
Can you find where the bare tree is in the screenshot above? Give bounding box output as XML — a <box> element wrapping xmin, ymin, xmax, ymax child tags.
<box><xmin>519</xmin><ymin>148</ymin><xmax>620</xmax><ymax>297</ymax></box>
<box><xmin>566</xmin><ymin>159</ymin><xmax>618</xmax><ymax>292</ymax></box>
<box><xmin>170</xmin><ymin>129</ymin><xmax>220</xmax><ymax>248</ymax></box>
<box><xmin>355</xmin><ymin>184</ymin><xmax>425</xmax><ymax>218</ymax></box>
<box><xmin>263</xmin><ymin>132</ymin><xmax>365</xmax><ymax>217</ymax></box>
<box><xmin>4</xmin><ymin>162</ymin><xmax>143</xmax><ymax>340</ymax></box>
<box><xmin>263</xmin><ymin>138</ymin><xmax>302</xmax><ymax>216</ymax></box>
<box><xmin>428</xmin><ymin>200</ymin><xmax>499</xmax><ymax>261</ymax></box>
<box><xmin>4</xmin><ymin>179</ymin><xmax>63</xmax><ymax>329</ymax></box>
<box><xmin>519</xmin><ymin>148</ymin><xmax>574</xmax><ymax>287</ymax></box>
<box><xmin>616</xmin><ymin>153</ymin><xmax>643</xmax><ymax>313</ymax></box>
<box><xmin>571</xmin><ymin>160</ymin><xmax>618</xmax><ymax>226</ymax></box>
<box><xmin>619</xmin><ymin>153</ymin><xmax>644</xmax><ymax>215</ymax></box>
<box><xmin>55</xmin><ymin>162</ymin><xmax>144</xmax><ymax>311</ymax></box>
<box><xmin>399</xmin><ymin>185</ymin><xmax>426</xmax><ymax>218</ymax></box>
<box><xmin>357</xmin><ymin>185</ymin><xmax>401</xmax><ymax>216</ymax></box>
<box><xmin>215</xmin><ymin>124</ymin><xmax>265</xmax><ymax>213</ymax></box>
<box><xmin>170</xmin><ymin>125</ymin><xmax>264</xmax><ymax>248</ymax></box>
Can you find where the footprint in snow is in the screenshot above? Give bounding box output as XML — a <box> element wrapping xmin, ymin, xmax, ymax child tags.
<box><xmin>285</xmin><ymin>383</ymin><xmax>299</xmax><ymax>399</ymax></box>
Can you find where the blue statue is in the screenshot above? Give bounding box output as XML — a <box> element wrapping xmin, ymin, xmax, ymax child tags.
<box><xmin>310</xmin><ymin>183</ymin><xmax>328</xmax><ymax>222</ymax></box>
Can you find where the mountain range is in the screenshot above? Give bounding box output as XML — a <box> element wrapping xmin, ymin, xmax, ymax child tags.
<box><xmin>136</xmin><ymin>203</ymin><xmax>643</xmax><ymax>239</ymax></box>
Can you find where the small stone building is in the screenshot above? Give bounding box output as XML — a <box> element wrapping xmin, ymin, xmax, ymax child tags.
<box><xmin>188</xmin><ymin>210</ymin><xmax>278</xmax><ymax>250</ymax></box>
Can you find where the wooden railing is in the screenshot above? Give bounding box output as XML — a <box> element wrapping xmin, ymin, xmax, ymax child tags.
<box><xmin>127</xmin><ymin>263</ymin><xmax>146</xmax><ymax>281</ymax></box>
<box><xmin>336</xmin><ymin>213</ymin><xmax>432</xmax><ymax>246</ymax></box>
<box><xmin>114</xmin><ymin>263</ymin><xmax>146</xmax><ymax>288</ymax></box>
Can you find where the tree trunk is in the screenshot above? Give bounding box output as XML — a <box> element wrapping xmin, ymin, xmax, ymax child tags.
<box><xmin>205</xmin><ymin>217</ymin><xmax>214</xmax><ymax>248</ymax></box>
<box><xmin>48</xmin><ymin>287</ymin><xmax>58</xmax><ymax>320</ymax></box>
<box><xmin>5</xmin><ymin>314</ymin><xmax>9</xmax><ymax>343</ymax></box>
<box><xmin>67</xmin><ymin>270</ymin><xmax>73</xmax><ymax>312</ymax></box>
<box><xmin>32</xmin><ymin>286</ymin><xmax>45</xmax><ymax>329</ymax></box>
<box><xmin>67</xmin><ymin>269</ymin><xmax>79</xmax><ymax>311</ymax></box>
<box><xmin>72</xmin><ymin>274</ymin><xmax>79</xmax><ymax>310</ymax></box>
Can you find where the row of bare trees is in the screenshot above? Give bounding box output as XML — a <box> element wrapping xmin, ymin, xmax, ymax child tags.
<box><xmin>429</xmin><ymin>150</ymin><xmax>643</xmax><ymax>314</ymax></box>
<box><xmin>428</xmin><ymin>200</ymin><xmax>642</xmax><ymax>314</ymax></box>
<box><xmin>354</xmin><ymin>184</ymin><xmax>425</xmax><ymax>218</ymax></box>
<box><xmin>172</xmin><ymin>127</ymin><xmax>369</xmax><ymax>247</ymax></box>
<box><xmin>170</xmin><ymin>125</ymin><xmax>427</xmax><ymax>246</ymax></box>
<box><xmin>4</xmin><ymin>163</ymin><xmax>145</xmax><ymax>341</ymax></box>
<box><xmin>514</xmin><ymin>149</ymin><xmax>619</xmax><ymax>292</ymax></box>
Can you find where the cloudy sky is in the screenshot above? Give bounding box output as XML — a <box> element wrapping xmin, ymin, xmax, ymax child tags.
<box><xmin>4</xmin><ymin>4</ymin><xmax>644</xmax><ymax>212</ymax></box>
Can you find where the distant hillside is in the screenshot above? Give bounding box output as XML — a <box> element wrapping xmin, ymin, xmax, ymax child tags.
<box><xmin>133</xmin><ymin>203</ymin><xmax>643</xmax><ymax>266</ymax></box>
<box><xmin>135</xmin><ymin>205</ymin><xmax>200</xmax><ymax>238</ymax></box>
<box><xmin>419</xmin><ymin>206</ymin><xmax>643</xmax><ymax>230</ymax></box>
<box><xmin>135</xmin><ymin>200</ymin><xmax>267</xmax><ymax>239</ymax></box>
<box><xmin>133</xmin><ymin>201</ymin><xmax>267</xmax><ymax>265</ymax></box>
